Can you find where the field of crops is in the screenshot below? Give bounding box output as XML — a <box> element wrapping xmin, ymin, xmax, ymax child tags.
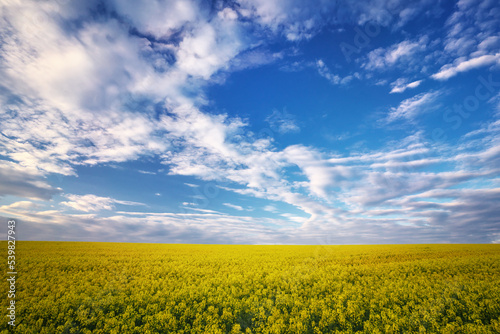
<box><xmin>1</xmin><ymin>242</ymin><xmax>500</xmax><ymax>333</ymax></box>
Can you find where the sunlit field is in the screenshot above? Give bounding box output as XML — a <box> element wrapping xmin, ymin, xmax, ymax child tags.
<box><xmin>2</xmin><ymin>242</ymin><xmax>500</xmax><ymax>333</ymax></box>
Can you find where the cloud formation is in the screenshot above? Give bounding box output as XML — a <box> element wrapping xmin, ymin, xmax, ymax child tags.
<box><xmin>386</xmin><ymin>91</ymin><xmax>441</xmax><ymax>123</ymax></box>
<box><xmin>0</xmin><ymin>0</ymin><xmax>499</xmax><ymax>244</ymax></box>
<box><xmin>363</xmin><ymin>36</ymin><xmax>428</xmax><ymax>71</ymax></box>
<box><xmin>265</xmin><ymin>109</ymin><xmax>300</xmax><ymax>134</ymax></box>
<box><xmin>390</xmin><ymin>79</ymin><xmax>423</xmax><ymax>93</ymax></box>
<box><xmin>432</xmin><ymin>54</ymin><xmax>500</xmax><ymax>80</ymax></box>
<box><xmin>0</xmin><ymin>161</ymin><xmax>61</xmax><ymax>200</ymax></box>
<box><xmin>60</xmin><ymin>194</ymin><xmax>146</xmax><ymax>212</ymax></box>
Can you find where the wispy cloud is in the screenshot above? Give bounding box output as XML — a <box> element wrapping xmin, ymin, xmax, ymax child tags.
<box><xmin>229</xmin><ymin>49</ymin><xmax>285</xmax><ymax>72</ymax></box>
<box><xmin>60</xmin><ymin>194</ymin><xmax>146</xmax><ymax>212</ymax></box>
<box><xmin>363</xmin><ymin>36</ymin><xmax>428</xmax><ymax>71</ymax></box>
<box><xmin>385</xmin><ymin>91</ymin><xmax>441</xmax><ymax>123</ymax></box>
<box><xmin>390</xmin><ymin>78</ymin><xmax>423</xmax><ymax>93</ymax></box>
<box><xmin>265</xmin><ymin>109</ymin><xmax>300</xmax><ymax>134</ymax></box>
<box><xmin>263</xmin><ymin>205</ymin><xmax>278</xmax><ymax>213</ymax></box>
<box><xmin>432</xmin><ymin>54</ymin><xmax>500</xmax><ymax>80</ymax></box>
<box><xmin>138</xmin><ymin>170</ymin><xmax>156</xmax><ymax>175</ymax></box>
<box><xmin>222</xmin><ymin>203</ymin><xmax>245</xmax><ymax>211</ymax></box>
<box><xmin>315</xmin><ymin>59</ymin><xmax>355</xmax><ymax>85</ymax></box>
<box><xmin>2</xmin><ymin>122</ymin><xmax>500</xmax><ymax>244</ymax></box>
<box><xmin>237</xmin><ymin>0</ymin><xmax>436</xmax><ymax>42</ymax></box>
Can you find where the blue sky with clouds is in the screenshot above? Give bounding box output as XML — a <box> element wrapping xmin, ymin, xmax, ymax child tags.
<box><xmin>1</xmin><ymin>0</ymin><xmax>499</xmax><ymax>244</ymax></box>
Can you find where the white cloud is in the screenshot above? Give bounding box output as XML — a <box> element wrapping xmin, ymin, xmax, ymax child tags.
<box><xmin>228</xmin><ymin>49</ymin><xmax>285</xmax><ymax>72</ymax></box>
<box><xmin>0</xmin><ymin>99</ymin><xmax>169</xmax><ymax>174</ymax></box>
<box><xmin>432</xmin><ymin>53</ymin><xmax>500</xmax><ymax>80</ymax></box>
<box><xmin>175</xmin><ymin>19</ymin><xmax>243</xmax><ymax>79</ymax></box>
<box><xmin>265</xmin><ymin>109</ymin><xmax>300</xmax><ymax>134</ymax></box>
<box><xmin>316</xmin><ymin>59</ymin><xmax>340</xmax><ymax>84</ymax></box>
<box><xmin>109</xmin><ymin>0</ymin><xmax>200</xmax><ymax>39</ymax></box>
<box><xmin>443</xmin><ymin>0</ymin><xmax>500</xmax><ymax>58</ymax></box>
<box><xmin>263</xmin><ymin>205</ymin><xmax>278</xmax><ymax>213</ymax></box>
<box><xmin>237</xmin><ymin>0</ymin><xmax>322</xmax><ymax>40</ymax></box>
<box><xmin>237</xmin><ymin>0</ymin><xmax>436</xmax><ymax>42</ymax></box>
<box><xmin>0</xmin><ymin>2</ymin><xmax>177</xmax><ymax>174</ymax></box>
<box><xmin>390</xmin><ymin>78</ymin><xmax>423</xmax><ymax>93</ymax></box>
<box><xmin>138</xmin><ymin>170</ymin><xmax>156</xmax><ymax>175</ymax></box>
<box><xmin>0</xmin><ymin>200</ymin><xmax>39</xmax><ymax>213</ymax></box>
<box><xmin>0</xmin><ymin>9</ymin><xmax>153</xmax><ymax>114</ymax></box>
<box><xmin>0</xmin><ymin>0</ymin><xmax>445</xmax><ymax>190</ymax></box>
<box><xmin>222</xmin><ymin>203</ymin><xmax>245</xmax><ymax>211</ymax></box>
<box><xmin>0</xmin><ymin>0</ymin><xmax>265</xmax><ymax>181</ymax></box>
<box><xmin>4</xmin><ymin>123</ymin><xmax>500</xmax><ymax>244</ymax></box>
<box><xmin>60</xmin><ymin>194</ymin><xmax>146</xmax><ymax>212</ymax></box>
<box><xmin>283</xmin><ymin>145</ymin><xmax>352</xmax><ymax>199</ymax></box>
<box><xmin>478</xmin><ymin>36</ymin><xmax>500</xmax><ymax>51</ymax></box>
<box><xmin>386</xmin><ymin>91</ymin><xmax>441</xmax><ymax>123</ymax></box>
<box><xmin>315</xmin><ymin>59</ymin><xmax>354</xmax><ymax>85</ymax></box>
<box><xmin>158</xmin><ymin>108</ymin><xmax>500</xmax><ymax>241</ymax></box>
<box><xmin>363</xmin><ymin>36</ymin><xmax>428</xmax><ymax>71</ymax></box>
<box><xmin>0</xmin><ymin>206</ymin><xmax>302</xmax><ymax>244</ymax></box>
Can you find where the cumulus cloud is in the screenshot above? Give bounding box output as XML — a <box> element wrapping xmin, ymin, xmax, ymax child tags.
<box><xmin>175</xmin><ymin>17</ymin><xmax>244</xmax><ymax>79</ymax></box>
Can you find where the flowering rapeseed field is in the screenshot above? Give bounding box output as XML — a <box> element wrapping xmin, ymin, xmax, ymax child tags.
<box><xmin>1</xmin><ymin>242</ymin><xmax>500</xmax><ymax>333</ymax></box>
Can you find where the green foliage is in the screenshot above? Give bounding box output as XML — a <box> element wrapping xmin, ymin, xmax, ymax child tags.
<box><xmin>1</xmin><ymin>242</ymin><xmax>500</xmax><ymax>333</ymax></box>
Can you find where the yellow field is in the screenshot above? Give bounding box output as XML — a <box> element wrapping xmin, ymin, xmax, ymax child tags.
<box><xmin>1</xmin><ymin>242</ymin><xmax>500</xmax><ymax>333</ymax></box>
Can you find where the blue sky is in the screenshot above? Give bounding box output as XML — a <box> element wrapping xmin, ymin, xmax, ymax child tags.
<box><xmin>1</xmin><ymin>0</ymin><xmax>499</xmax><ymax>244</ymax></box>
